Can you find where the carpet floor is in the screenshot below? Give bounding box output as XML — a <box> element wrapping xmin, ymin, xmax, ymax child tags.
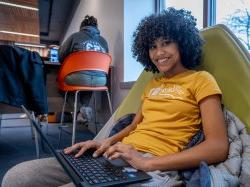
<box><xmin>0</xmin><ymin>121</ymin><xmax>94</xmax><ymax>184</ymax></box>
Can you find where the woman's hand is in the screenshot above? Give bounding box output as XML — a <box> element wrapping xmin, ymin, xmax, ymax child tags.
<box><xmin>64</xmin><ymin>138</ymin><xmax>112</xmax><ymax>158</ymax></box>
<box><xmin>104</xmin><ymin>142</ymin><xmax>152</xmax><ymax>171</ymax></box>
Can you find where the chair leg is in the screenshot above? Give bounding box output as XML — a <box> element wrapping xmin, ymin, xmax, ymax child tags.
<box><xmin>38</xmin><ymin>119</ymin><xmax>45</xmax><ymax>153</ymax></box>
<box><xmin>61</xmin><ymin>91</ymin><xmax>68</xmax><ymax>126</ymax></box>
<box><xmin>46</xmin><ymin>120</ymin><xmax>49</xmax><ymax>135</ymax></box>
<box><xmin>0</xmin><ymin>114</ymin><xmax>2</xmax><ymax>135</ymax></box>
<box><xmin>72</xmin><ymin>90</ymin><xmax>79</xmax><ymax>145</ymax></box>
<box><xmin>30</xmin><ymin>119</ymin><xmax>35</xmax><ymax>139</ymax></box>
<box><xmin>33</xmin><ymin>128</ymin><xmax>40</xmax><ymax>158</ymax></box>
<box><xmin>106</xmin><ymin>90</ymin><xmax>113</xmax><ymax>115</ymax></box>
<box><xmin>93</xmin><ymin>91</ymin><xmax>98</xmax><ymax>134</ymax></box>
<box><xmin>30</xmin><ymin>112</ymin><xmax>40</xmax><ymax>159</ymax></box>
<box><xmin>58</xmin><ymin>91</ymin><xmax>68</xmax><ymax>148</ymax></box>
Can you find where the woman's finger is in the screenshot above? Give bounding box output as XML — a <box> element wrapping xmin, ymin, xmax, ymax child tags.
<box><xmin>64</xmin><ymin>143</ymin><xmax>81</xmax><ymax>154</ymax></box>
<box><xmin>108</xmin><ymin>152</ymin><xmax>122</xmax><ymax>160</ymax></box>
<box><xmin>75</xmin><ymin>141</ymin><xmax>100</xmax><ymax>157</ymax></box>
<box><xmin>75</xmin><ymin>146</ymin><xmax>89</xmax><ymax>157</ymax></box>
<box><xmin>104</xmin><ymin>143</ymin><xmax>129</xmax><ymax>159</ymax></box>
<box><xmin>93</xmin><ymin>145</ymin><xmax>107</xmax><ymax>158</ymax></box>
<box><xmin>104</xmin><ymin>144</ymin><xmax>119</xmax><ymax>158</ymax></box>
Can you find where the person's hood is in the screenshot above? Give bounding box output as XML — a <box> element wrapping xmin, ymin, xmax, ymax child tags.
<box><xmin>80</xmin><ymin>26</ymin><xmax>100</xmax><ymax>37</ymax></box>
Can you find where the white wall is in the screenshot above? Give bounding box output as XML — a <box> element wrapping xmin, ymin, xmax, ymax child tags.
<box><xmin>63</xmin><ymin>0</ymin><xmax>123</xmax><ymax>59</ymax></box>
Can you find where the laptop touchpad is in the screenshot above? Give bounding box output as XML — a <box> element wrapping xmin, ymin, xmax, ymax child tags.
<box><xmin>106</xmin><ymin>158</ymin><xmax>131</xmax><ymax>167</ymax></box>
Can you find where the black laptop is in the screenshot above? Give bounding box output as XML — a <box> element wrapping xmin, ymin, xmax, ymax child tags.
<box><xmin>21</xmin><ymin>106</ymin><xmax>151</xmax><ymax>187</ymax></box>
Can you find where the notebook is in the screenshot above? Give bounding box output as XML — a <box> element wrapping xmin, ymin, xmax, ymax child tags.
<box><xmin>21</xmin><ymin>105</ymin><xmax>151</xmax><ymax>187</ymax></box>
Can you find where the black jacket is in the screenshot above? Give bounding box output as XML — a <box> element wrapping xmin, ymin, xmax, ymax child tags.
<box><xmin>0</xmin><ymin>45</ymin><xmax>48</xmax><ymax>115</ymax></box>
<box><xmin>58</xmin><ymin>26</ymin><xmax>109</xmax><ymax>62</ymax></box>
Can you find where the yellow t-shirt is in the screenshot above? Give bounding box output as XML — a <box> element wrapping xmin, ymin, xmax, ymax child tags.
<box><xmin>122</xmin><ymin>70</ymin><xmax>222</xmax><ymax>156</ymax></box>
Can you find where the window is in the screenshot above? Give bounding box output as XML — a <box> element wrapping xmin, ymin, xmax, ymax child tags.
<box><xmin>215</xmin><ymin>0</ymin><xmax>250</xmax><ymax>51</ymax></box>
<box><xmin>162</xmin><ymin>0</ymin><xmax>204</xmax><ymax>29</ymax></box>
<box><xmin>124</xmin><ymin>0</ymin><xmax>155</xmax><ymax>82</ymax></box>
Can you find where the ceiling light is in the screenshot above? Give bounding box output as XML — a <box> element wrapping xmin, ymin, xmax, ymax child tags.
<box><xmin>15</xmin><ymin>43</ymin><xmax>46</xmax><ymax>48</ymax></box>
<box><xmin>0</xmin><ymin>1</ymin><xmax>38</xmax><ymax>11</ymax></box>
<box><xmin>0</xmin><ymin>30</ymin><xmax>39</xmax><ymax>37</ymax></box>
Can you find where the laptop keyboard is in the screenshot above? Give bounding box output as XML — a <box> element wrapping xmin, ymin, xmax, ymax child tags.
<box><xmin>63</xmin><ymin>152</ymin><xmax>130</xmax><ymax>185</ymax></box>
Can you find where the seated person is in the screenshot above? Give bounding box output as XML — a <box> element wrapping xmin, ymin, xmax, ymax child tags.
<box><xmin>1</xmin><ymin>8</ymin><xmax>229</xmax><ymax>187</ymax></box>
<box><xmin>58</xmin><ymin>15</ymin><xmax>109</xmax><ymax>121</ymax></box>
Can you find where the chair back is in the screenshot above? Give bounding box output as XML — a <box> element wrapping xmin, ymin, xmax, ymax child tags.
<box><xmin>57</xmin><ymin>51</ymin><xmax>112</xmax><ymax>91</ymax></box>
<box><xmin>114</xmin><ymin>24</ymin><xmax>250</xmax><ymax>132</ymax></box>
<box><xmin>199</xmin><ymin>24</ymin><xmax>250</xmax><ymax>132</ymax></box>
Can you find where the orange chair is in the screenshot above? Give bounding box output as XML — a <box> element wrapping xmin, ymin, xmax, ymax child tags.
<box><xmin>57</xmin><ymin>51</ymin><xmax>113</xmax><ymax>146</ymax></box>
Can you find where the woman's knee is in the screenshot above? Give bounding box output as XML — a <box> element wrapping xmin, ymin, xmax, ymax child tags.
<box><xmin>2</xmin><ymin>160</ymin><xmax>36</xmax><ymax>187</ymax></box>
<box><xmin>2</xmin><ymin>157</ymin><xmax>60</xmax><ymax>187</ymax></box>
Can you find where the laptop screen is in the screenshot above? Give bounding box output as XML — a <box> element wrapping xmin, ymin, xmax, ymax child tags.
<box><xmin>50</xmin><ymin>48</ymin><xmax>59</xmax><ymax>63</ymax></box>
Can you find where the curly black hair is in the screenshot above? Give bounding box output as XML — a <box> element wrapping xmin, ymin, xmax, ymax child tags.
<box><xmin>132</xmin><ymin>7</ymin><xmax>204</xmax><ymax>73</ymax></box>
<box><xmin>80</xmin><ymin>15</ymin><xmax>98</xmax><ymax>29</ymax></box>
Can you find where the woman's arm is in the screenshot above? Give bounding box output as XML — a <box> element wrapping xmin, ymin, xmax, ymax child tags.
<box><xmin>104</xmin><ymin>95</ymin><xmax>229</xmax><ymax>171</ymax></box>
<box><xmin>145</xmin><ymin>94</ymin><xmax>229</xmax><ymax>171</ymax></box>
<box><xmin>64</xmin><ymin>107</ymin><xmax>143</xmax><ymax>157</ymax></box>
<box><xmin>89</xmin><ymin>108</ymin><xmax>143</xmax><ymax>157</ymax></box>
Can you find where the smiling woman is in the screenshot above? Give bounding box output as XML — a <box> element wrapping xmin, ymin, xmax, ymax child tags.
<box><xmin>132</xmin><ymin>8</ymin><xmax>203</xmax><ymax>74</ymax></box>
<box><xmin>148</xmin><ymin>39</ymin><xmax>184</xmax><ymax>78</ymax></box>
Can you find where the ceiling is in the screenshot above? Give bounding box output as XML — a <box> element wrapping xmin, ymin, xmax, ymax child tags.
<box><xmin>0</xmin><ymin>0</ymin><xmax>80</xmax><ymax>45</ymax></box>
<box><xmin>0</xmin><ymin>0</ymin><xmax>39</xmax><ymax>43</ymax></box>
<box><xmin>39</xmin><ymin>0</ymin><xmax>80</xmax><ymax>45</ymax></box>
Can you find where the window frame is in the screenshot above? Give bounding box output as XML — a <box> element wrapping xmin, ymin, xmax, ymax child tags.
<box><xmin>121</xmin><ymin>0</ymin><xmax>157</xmax><ymax>88</ymax></box>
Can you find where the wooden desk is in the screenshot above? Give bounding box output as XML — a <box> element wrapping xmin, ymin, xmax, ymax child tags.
<box><xmin>44</xmin><ymin>61</ymin><xmax>61</xmax><ymax>66</ymax></box>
